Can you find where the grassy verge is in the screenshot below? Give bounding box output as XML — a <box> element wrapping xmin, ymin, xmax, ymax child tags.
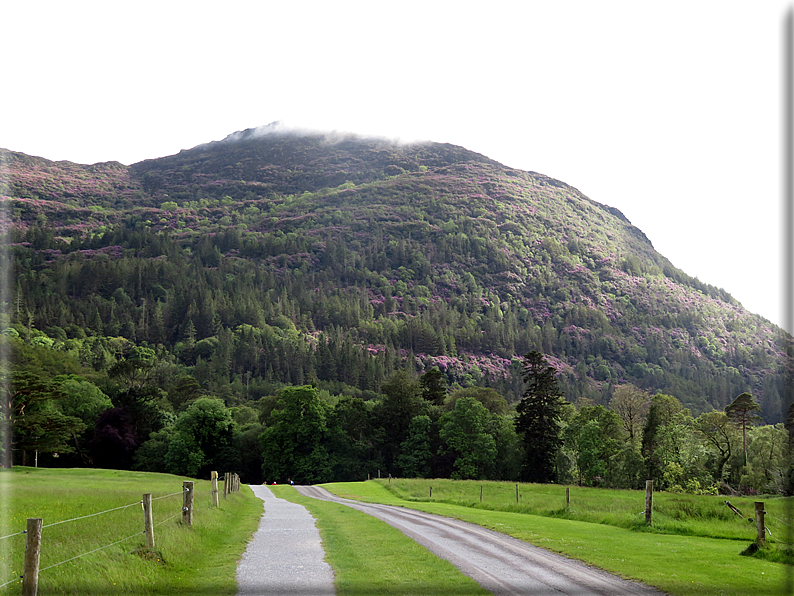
<box><xmin>369</xmin><ymin>478</ymin><xmax>794</xmax><ymax>542</ymax></box>
<box><xmin>319</xmin><ymin>480</ymin><xmax>793</xmax><ymax>596</ymax></box>
<box><xmin>0</xmin><ymin>467</ymin><xmax>262</xmax><ymax>595</ymax></box>
<box><xmin>272</xmin><ymin>485</ymin><xmax>489</xmax><ymax>596</ymax></box>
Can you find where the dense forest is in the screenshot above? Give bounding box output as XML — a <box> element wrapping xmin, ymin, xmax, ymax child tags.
<box><xmin>1</xmin><ymin>126</ymin><xmax>791</xmax><ymax>491</ymax></box>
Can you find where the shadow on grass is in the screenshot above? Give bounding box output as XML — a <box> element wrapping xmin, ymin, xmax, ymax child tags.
<box><xmin>30</xmin><ymin>583</ymin><xmax>494</xmax><ymax>595</ymax></box>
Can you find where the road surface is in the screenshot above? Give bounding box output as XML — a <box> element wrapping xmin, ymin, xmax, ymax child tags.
<box><xmin>296</xmin><ymin>485</ymin><xmax>664</xmax><ymax>596</ymax></box>
<box><xmin>236</xmin><ymin>485</ymin><xmax>335</xmax><ymax>595</ymax></box>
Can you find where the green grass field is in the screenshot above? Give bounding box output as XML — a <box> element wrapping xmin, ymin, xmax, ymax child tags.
<box><xmin>3</xmin><ymin>470</ymin><xmax>793</xmax><ymax>596</ymax></box>
<box><xmin>312</xmin><ymin>479</ymin><xmax>794</xmax><ymax>596</ymax></box>
<box><xmin>369</xmin><ymin>478</ymin><xmax>794</xmax><ymax>542</ymax></box>
<box><xmin>0</xmin><ymin>467</ymin><xmax>262</xmax><ymax>595</ymax></box>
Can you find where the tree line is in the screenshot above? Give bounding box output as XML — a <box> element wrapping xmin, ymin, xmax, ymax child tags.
<box><xmin>4</xmin><ymin>329</ymin><xmax>789</xmax><ymax>495</ymax></box>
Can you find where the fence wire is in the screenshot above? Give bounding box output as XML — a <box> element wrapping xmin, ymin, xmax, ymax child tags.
<box><xmin>152</xmin><ymin>489</ymin><xmax>187</xmax><ymax>502</ymax></box>
<box><xmin>0</xmin><ymin>529</ymin><xmax>26</xmax><ymax>542</ymax></box>
<box><xmin>38</xmin><ymin>529</ymin><xmax>145</xmax><ymax>574</ymax></box>
<box><xmin>42</xmin><ymin>500</ymin><xmax>143</xmax><ymax>529</ymax></box>
<box><xmin>8</xmin><ymin>481</ymin><xmax>200</xmax><ymax>589</ymax></box>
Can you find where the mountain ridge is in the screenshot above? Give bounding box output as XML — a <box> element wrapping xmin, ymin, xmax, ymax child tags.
<box><xmin>2</xmin><ymin>129</ymin><xmax>789</xmax><ymax>423</ymax></box>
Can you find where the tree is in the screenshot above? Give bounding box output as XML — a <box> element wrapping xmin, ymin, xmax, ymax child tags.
<box><xmin>396</xmin><ymin>415</ymin><xmax>433</xmax><ymax>478</ymax></box>
<box><xmin>725</xmin><ymin>392</ymin><xmax>762</xmax><ymax>466</ymax></box>
<box><xmin>419</xmin><ymin>368</ymin><xmax>446</xmax><ymax>406</ymax></box>
<box><xmin>328</xmin><ymin>396</ymin><xmax>382</xmax><ymax>481</ymax></box>
<box><xmin>515</xmin><ymin>351</ymin><xmax>566</xmax><ymax>483</ymax></box>
<box><xmin>53</xmin><ymin>374</ymin><xmax>113</xmax><ymax>465</ymax></box>
<box><xmin>439</xmin><ymin>398</ymin><xmax>497</xmax><ymax>480</ymax></box>
<box><xmin>260</xmin><ymin>385</ymin><xmax>333</xmax><ymax>484</ymax></box>
<box><xmin>609</xmin><ymin>384</ymin><xmax>650</xmax><ymax>445</ymax></box>
<box><xmin>641</xmin><ymin>393</ymin><xmax>684</xmax><ymax>482</ymax></box>
<box><xmin>740</xmin><ymin>424</ymin><xmax>788</xmax><ymax>492</ymax></box>
<box><xmin>7</xmin><ymin>370</ymin><xmax>86</xmax><ymax>466</ymax></box>
<box><xmin>89</xmin><ymin>407</ymin><xmax>140</xmax><ymax>469</ymax></box>
<box><xmin>376</xmin><ymin>370</ymin><xmax>424</xmax><ymax>474</ymax></box>
<box><xmin>564</xmin><ymin>405</ymin><xmax>623</xmax><ymax>486</ymax></box>
<box><xmin>693</xmin><ymin>410</ymin><xmax>737</xmax><ymax>482</ymax></box>
<box><xmin>171</xmin><ymin>397</ymin><xmax>239</xmax><ymax>478</ymax></box>
<box><xmin>445</xmin><ymin>387</ymin><xmax>509</xmax><ymax>415</ymax></box>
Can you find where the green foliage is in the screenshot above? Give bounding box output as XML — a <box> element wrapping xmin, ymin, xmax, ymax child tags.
<box><xmin>439</xmin><ymin>398</ymin><xmax>497</xmax><ymax>480</ymax></box>
<box><xmin>725</xmin><ymin>391</ymin><xmax>762</xmax><ymax>466</ymax></box>
<box><xmin>396</xmin><ymin>415</ymin><xmax>433</xmax><ymax>478</ymax></box>
<box><xmin>515</xmin><ymin>352</ymin><xmax>566</xmax><ymax>483</ymax></box>
<box><xmin>419</xmin><ymin>367</ymin><xmax>446</xmax><ymax>405</ymax></box>
<box><xmin>260</xmin><ymin>385</ymin><xmax>333</xmax><ymax>484</ymax></box>
<box><xmin>7</xmin><ymin>369</ymin><xmax>87</xmax><ymax>461</ymax></box>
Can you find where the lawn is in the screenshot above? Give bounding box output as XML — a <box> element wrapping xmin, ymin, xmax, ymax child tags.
<box><xmin>313</xmin><ymin>479</ymin><xmax>794</xmax><ymax>596</ymax></box>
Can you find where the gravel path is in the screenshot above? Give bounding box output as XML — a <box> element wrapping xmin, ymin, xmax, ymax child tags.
<box><xmin>236</xmin><ymin>485</ymin><xmax>335</xmax><ymax>595</ymax></box>
<box><xmin>296</xmin><ymin>485</ymin><xmax>665</xmax><ymax>596</ymax></box>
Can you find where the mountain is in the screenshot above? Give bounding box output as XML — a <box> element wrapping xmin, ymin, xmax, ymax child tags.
<box><xmin>3</xmin><ymin>125</ymin><xmax>791</xmax><ymax>422</ymax></box>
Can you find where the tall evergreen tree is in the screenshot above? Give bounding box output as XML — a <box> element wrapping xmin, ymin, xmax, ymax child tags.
<box><xmin>515</xmin><ymin>351</ymin><xmax>566</xmax><ymax>483</ymax></box>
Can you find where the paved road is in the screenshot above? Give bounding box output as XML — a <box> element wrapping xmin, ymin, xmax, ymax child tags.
<box><xmin>236</xmin><ymin>485</ymin><xmax>335</xmax><ymax>595</ymax></box>
<box><xmin>296</xmin><ymin>485</ymin><xmax>665</xmax><ymax>596</ymax></box>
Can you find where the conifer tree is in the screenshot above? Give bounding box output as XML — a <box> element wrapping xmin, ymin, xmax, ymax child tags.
<box><xmin>515</xmin><ymin>351</ymin><xmax>566</xmax><ymax>483</ymax></box>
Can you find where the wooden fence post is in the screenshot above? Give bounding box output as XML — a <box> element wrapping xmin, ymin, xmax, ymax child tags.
<box><xmin>480</xmin><ymin>485</ymin><xmax>483</xmax><ymax>503</ymax></box>
<box><xmin>224</xmin><ymin>472</ymin><xmax>229</xmax><ymax>498</ymax></box>
<box><xmin>566</xmin><ymin>487</ymin><xmax>570</xmax><ymax>508</ymax></box>
<box><xmin>516</xmin><ymin>484</ymin><xmax>519</xmax><ymax>504</ymax></box>
<box><xmin>211</xmin><ymin>471</ymin><xmax>219</xmax><ymax>507</ymax></box>
<box><xmin>645</xmin><ymin>480</ymin><xmax>653</xmax><ymax>525</ymax></box>
<box><xmin>755</xmin><ymin>501</ymin><xmax>766</xmax><ymax>544</ymax></box>
<box><xmin>143</xmin><ymin>494</ymin><xmax>154</xmax><ymax>549</ymax></box>
<box><xmin>22</xmin><ymin>518</ymin><xmax>42</xmax><ymax>596</ymax></box>
<box><xmin>182</xmin><ymin>481</ymin><xmax>194</xmax><ymax>526</ymax></box>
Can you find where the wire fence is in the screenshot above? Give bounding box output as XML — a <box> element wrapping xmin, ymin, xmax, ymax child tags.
<box><xmin>0</xmin><ymin>477</ymin><xmax>231</xmax><ymax>593</ymax></box>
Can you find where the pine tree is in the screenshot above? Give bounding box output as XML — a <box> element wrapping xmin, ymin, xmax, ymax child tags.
<box><xmin>515</xmin><ymin>351</ymin><xmax>566</xmax><ymax>483</ymax></box>
<box><xmin>725</xmin><ymin>392</ymin><xmax>762</xmax><ymax>466</ymax></box>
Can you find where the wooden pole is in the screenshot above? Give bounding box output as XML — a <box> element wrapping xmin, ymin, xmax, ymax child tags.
<box><xmin>211</xmin><ymin>471</ymin><xmax>219</xmax><ymax>507</ymax></box>
<box><xmin>566</xmin><ymin>487</ymin><xmax>570</xmax><ymax>508</ymax></box>
<box><xmin>143</xmin><ymin>494</ymin><xmax>154</xmax><ymax>549</ymax></box>
<box><xmin>480</xmin><ymin>485</ymin><xmax>483</xmax><ymax>503</ymax></box>
<box><xmin>516</xmin><ymin>484</ymin><xmax>519</xmax><ymax>504</ymax></box>
<box><xmin>22</xmin><ymin>518</ymin><xmax>42</xmax><ymax>596</ymax></box>
<box><xmin>645</xmin><ymin>480</ymin><xmax>653</xmax><ymax>525</ymax></box>
<box><xmin>430</xmin><ymin>486</ymin><xmax>432</xmax><ymax>498</ymax></box>
<box><xmin>224</xmin><ymin>472</ymin><xmax>229</xmax><ymax>498</ymax></box>
<box><xmin>182</xmin><ymin>481</ymin><xmax>194</xmax><ymax>526</ymax></box>
<box><xmin>755</xmin><ymin>501</ymin><xmax>766</xmax><ymax>544</ymax></box>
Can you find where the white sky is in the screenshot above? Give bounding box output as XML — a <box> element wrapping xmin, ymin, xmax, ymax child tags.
<box><xmin>1</xmin><ymin>1</ymin><xmax>791</xmax><ymax>332</ymax></box>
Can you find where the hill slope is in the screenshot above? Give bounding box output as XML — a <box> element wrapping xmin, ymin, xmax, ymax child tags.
<box><xmin>3</xmin><ymin>126</ymin><xmax>790</xmax><ymax>421</ymax></box>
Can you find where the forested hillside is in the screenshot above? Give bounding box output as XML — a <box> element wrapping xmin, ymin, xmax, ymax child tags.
<box><xmin>2</xmin><ymin>126</ymin><xmax>791</xmax><ymax>489</ymax></box>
